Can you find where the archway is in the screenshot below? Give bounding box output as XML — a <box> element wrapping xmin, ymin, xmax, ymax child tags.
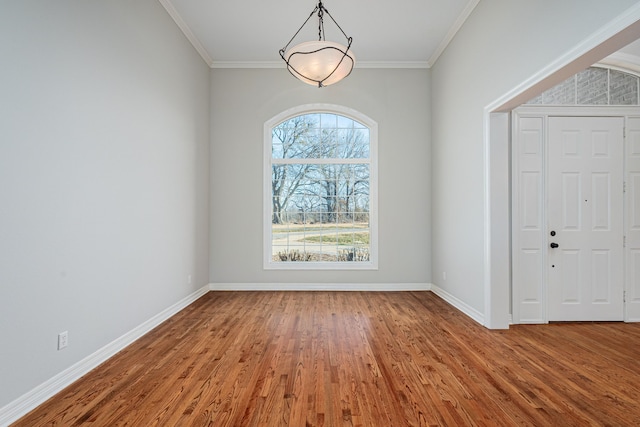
<box><xmin>484</xmin><ymin>14</ymin><xmax>640</xmax><ymax>329</ymax></box>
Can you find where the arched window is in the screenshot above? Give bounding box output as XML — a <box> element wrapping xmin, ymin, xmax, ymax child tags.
<box><xmin>263</xmin><ymin>104</ymin><xmax>378</xmax><ymax>270</ymax></box>
<box><xmin>526</xmin><ymin>66</ymin><xmax>640</xmax><ymax>105</ymax></box>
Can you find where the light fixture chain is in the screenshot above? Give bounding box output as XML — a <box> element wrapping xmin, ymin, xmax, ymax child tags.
<box><xmin>318</xmin><ymin>3</ymin><xmax>325</xmax><ymax>41</ymax></box>
<box><xmin>279</xmin><ymin>5</ymin><xmax>319</xmax><ymax>54</ymax></box>
<box><xmin>322</xmin><ymin>6</ymin><xmax>350</xmax><ymax>41</ymax></box>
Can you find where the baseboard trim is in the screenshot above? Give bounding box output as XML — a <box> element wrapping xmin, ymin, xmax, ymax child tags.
<box><xmin>430</xmin><ymin>284</ymin><xmax>485</xmax><ymax>326</ymax></box>
<box><xmin>0</xmin><ymin>285</ymin><xmax>209</xmax><ymax>427</ymax></box>
<box><xmin>0</xmin><ymin>283</ymin><xmax>480</xmax><ymax>425</ymax></box>
<box><xmin>209</xmin><ymin>283</ymin><xmax>431</xmax><ymax>291</ymax></box>
<box><xmin>209</xmin><ymin>283</ymin><xmax>486</xmax><ymax>326</ymax></box>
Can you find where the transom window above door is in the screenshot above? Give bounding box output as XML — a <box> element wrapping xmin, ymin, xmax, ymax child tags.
<box><xmin>525</xmin><ymin>66</ymin><xmax>640</xmax><ymax>106</ymax></box>
<box><xmin>263</xmin><ymin>105</ymin><xmax>378</xmax><ymax>270</ymax></box>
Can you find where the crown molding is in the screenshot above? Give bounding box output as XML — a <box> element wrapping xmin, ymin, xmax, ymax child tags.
<box><xmin>158</xmin><ymin>0</ymin><xmax>214</xmax><ymax>67</ymax></box>
<box><xmin>159</xmin><ymin>0</ymin><xmax>465</xmax><ymax>70</ymax></box>
<box><xmin>428</xmin><ymin>0</ymin><xmax>481</xmax><ymax>67</ymax></box>
<box><xmin>211</xmin><ymin>61</ymin><xmax>430</xmax><ymax>69</ymax></box>
<box><xmin>211</xmin><ymin>61</ymin><xmax>283</xmax><ymax>69</ymax></box>
<box><xmin>356</xmin><ymin>61</ymin><xmax>430</xmax><ymax>69</ymax></box>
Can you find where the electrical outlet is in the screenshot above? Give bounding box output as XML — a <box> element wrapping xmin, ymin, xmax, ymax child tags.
<box><xmin>58</xmin><ymin>331</ymin><xmax>68</xmax><ymax>350</ymax></box>
<box><xmin>443</xmin><ymin>271</ymin><xmax>447</xmax><ymax>280</ymax></box>
<box><xmin>187</xmin><ymin>275</ymin><xmax>192</xmax><ymax>285</ymax></box>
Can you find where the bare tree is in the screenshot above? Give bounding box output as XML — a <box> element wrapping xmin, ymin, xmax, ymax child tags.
<box><xmin>271</xmin><ymin>115</ymin><xmax>320</xmax><ymax>224</ymax></box>
<box><xmin>272</xmin><ymin>115</ymin><xmax>370</xmax><ymax>225</ymax></box>
<box><xmin>313</xmin><ymin>127</ymin><xmax>369</xmax><ymax>223</ymax></box>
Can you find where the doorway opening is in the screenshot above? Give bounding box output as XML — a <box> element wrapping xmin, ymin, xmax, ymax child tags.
<box><xmin>511</xmin><ymin>108</ymin><xmax>640</xmax><ymax>323</ymax></box>
<box><xmin>484</xmin><ymin>15</ymin><xmax>640</xmax><ymax>329</ymax></box>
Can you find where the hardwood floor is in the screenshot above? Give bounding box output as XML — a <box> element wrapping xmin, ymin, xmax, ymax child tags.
<box><xmin>13</xmin><ymin>291</ymin><xmax>640</xmax><ymax>426</ymax></box>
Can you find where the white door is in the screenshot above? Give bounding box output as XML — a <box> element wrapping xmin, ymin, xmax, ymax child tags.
<box><xmin>547</xmin><ymin>116</ymin><xmax>624</xmax><ymax>321</ymax></box>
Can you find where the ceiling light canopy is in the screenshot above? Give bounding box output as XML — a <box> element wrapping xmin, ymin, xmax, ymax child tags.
<box><xmin>279</xmin><ymin>1</ymin><xmax>355</xmax><ymax>88</ymax></box>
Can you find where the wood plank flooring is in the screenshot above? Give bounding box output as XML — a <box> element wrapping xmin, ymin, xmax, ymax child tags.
<box><xmin>13</xmin><ymin>291</ymin><xmax>640</xmax><ymax>426</ymax></box>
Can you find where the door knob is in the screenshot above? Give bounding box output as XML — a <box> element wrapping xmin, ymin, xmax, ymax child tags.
<box><xmin>550</xmin><ymin>242</ymin><xmax>559</xmax><ymax>248</ymax></box>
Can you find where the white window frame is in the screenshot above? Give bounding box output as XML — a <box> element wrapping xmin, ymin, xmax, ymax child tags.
<box><xmin>263</xmin><ymin>104</ymin><xmax>378</xmax><ymax>270</ymax></box>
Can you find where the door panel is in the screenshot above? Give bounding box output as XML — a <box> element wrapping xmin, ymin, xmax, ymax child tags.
<box><xmin>592</xmin><ymin>173</ymin><xmax>611</xmax><ymax>230</ymax></box>
<box><xmin>548</xmin><ymin>116</ymin><xmax>624</xmax><ymax>321</ymax></box>
<box><xmin>592</xmin><ymin>249</ymin><xmax>611</xmax><ymax>302</ymax></box>
<box><xmin>561</xmin><ymin>172</ymin><xmax>581</xmax><ymax>229</ymax></box>
<box><xmin>512</xmin><ymin>117</ymin><xmax>545</xmax><ymax>323</ymax></box>
<box><xmin>559</xmin><ymin>249</ymin><xmax>580</xmax><ymax>303</ymax></box>
<box><xmin>625</xmin><ymin>117</ymin><xmax>640</xmax><ymax>321</ymax></box>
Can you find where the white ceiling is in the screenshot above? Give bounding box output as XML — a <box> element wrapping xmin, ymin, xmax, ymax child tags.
<box><xmin>160</xmin><ymin>0</ymin><xmax>479</xmax><ymax>67</ymax></box>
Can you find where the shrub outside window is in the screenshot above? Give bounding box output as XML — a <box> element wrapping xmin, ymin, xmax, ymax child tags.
<box><xmin>264</xmin><ymin>105</ymin><xmax>378</xmax><ymax>270</ymax></box>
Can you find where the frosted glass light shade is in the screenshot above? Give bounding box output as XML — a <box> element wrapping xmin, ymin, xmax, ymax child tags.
<box><xmin>284</xmin><ymin>40</ymin><xmax>355</xmax><ymax>87</ymax></box>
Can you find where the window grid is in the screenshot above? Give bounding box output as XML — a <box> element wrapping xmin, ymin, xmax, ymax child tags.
<box><xmin>265</xmin><ymin>106</ymin><xmax>377</xmax><ymax>270</ymax></box>
<box><xmin>526</xmin><ymin>66</ymin><xmax>640</xmax><ymax>106</ymax></box>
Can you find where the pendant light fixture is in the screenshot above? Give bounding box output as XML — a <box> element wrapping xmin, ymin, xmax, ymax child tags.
<box><xmin>279</xmin><ymin>1</ymin><xmax>355</xmax><ymax>88</ymax></box>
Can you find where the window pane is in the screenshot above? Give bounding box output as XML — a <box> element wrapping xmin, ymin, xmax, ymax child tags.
<box><xmin>610</xmin><ymin>70</ymin><xmax>639</xmax><ymax>105</ymax></box>
<box><xmin>321</xmin><ymin>129</ymin><xmax>336</xmax><ymax>157</ymax></box>
<box><xmin>272</xmin><ymin>142</ymin><xmax>284</xmax><ymax>158</ymax></box>
<box><xmin>273</xmin><ymin>113</ymin><xmax>370</xmax><ymax>161</ymax></box>
<box><xmin>306</xmin><ymin>114</ymin><xmax>320</xmax><ymax>128</ymax></box>
<box><xmin>353</xmin><ymin>120</ymin><xmax>367</xmax><ymax>129</ymax></box>
<box><xmin>320</xmin><ymin>113</ymin><xmax>337</xmax><ymax>128</ymax></box>
<box><xmin>357</xmin><ymin>129</ymin><xmax>370</xmax><ymax>157</ymax></box>
<box><xmin>577</xmin><ymin>67</ymin><xmax>608</xmax><ymax>105</ymax></box>
<box><xmin>542</xmin><ymin>76</ymin><xmax>576</xmax><ymax>105</ymax></box>
<box><xmin>337</xmin><ymin>115</ymin><xmax>354</xmax><ymax>129</ymax></box>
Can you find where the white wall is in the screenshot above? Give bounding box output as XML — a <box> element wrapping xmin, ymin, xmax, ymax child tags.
<box><xmin>210</xmin><ymin>68</ymin><xmax>430</xmax><ymax>285</ymax></box>
<box><xmin>0</xmin><ymin>1</ymin><xmax>210</xmax><ymax>408</ymax></box>
<box><xmin>431</xmin><ymin>0</ymin><xmax>640</xmax><ymax>319</ymax></box>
